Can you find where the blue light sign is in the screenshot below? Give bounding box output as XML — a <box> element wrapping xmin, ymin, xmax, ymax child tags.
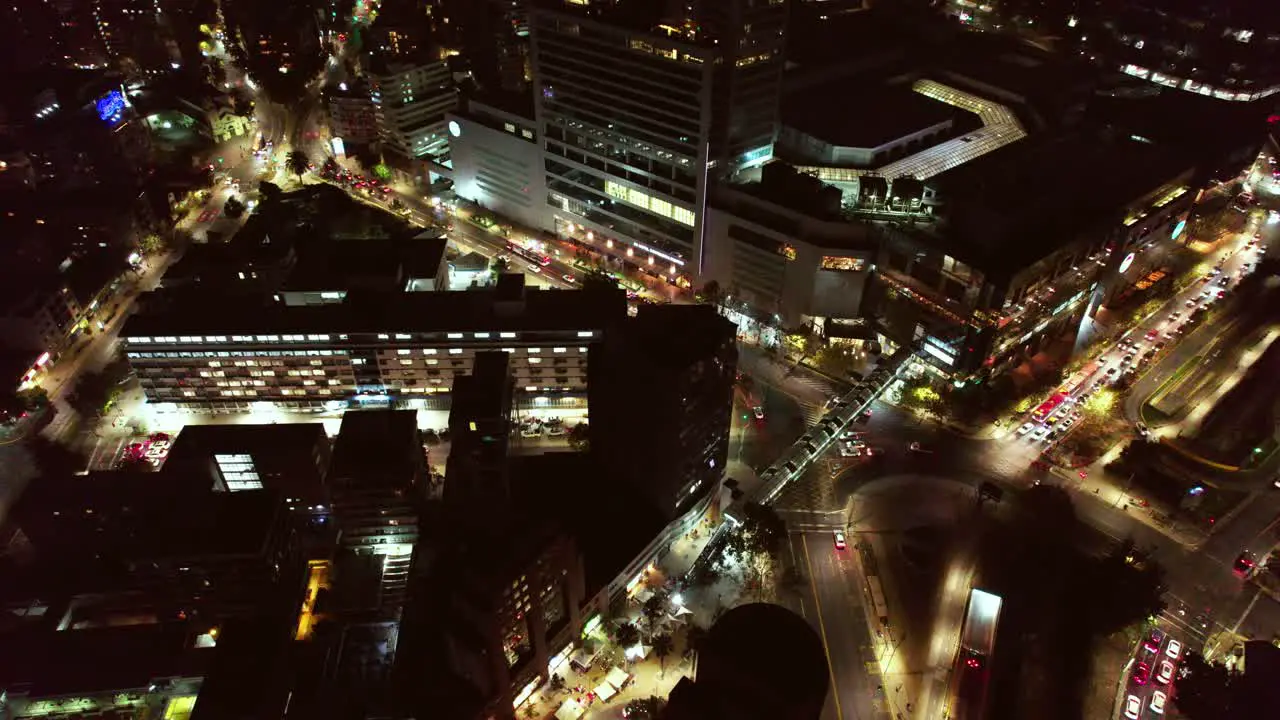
<box><xmin>1171</xmin><ymin>218</ymin><xmax>1187</xmax><ymax>241</ymax></box>
<box><xmin>96</xmin><ymin>89</ymin><xmax>126</xmax><ymax>125</ymax></box>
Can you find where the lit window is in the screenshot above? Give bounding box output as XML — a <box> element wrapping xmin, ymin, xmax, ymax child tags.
<box><xmin>426</xmin><ymin>359</ymin><xmax>439</xmax><ymax>365</ymax></box>
<box><xmin>500</xmin><ymin>332</ymin><xmax>517</xmax><ymax>338</ymax></box>
<box><xmin>423</xmin><ymin>349</ymin><xmax>438</xmax><ymax>355</ymax></box>
<box><xmin>553</xmin><ymin>347</ymin><xmax>566</xmax><ymax>353</ymax></box>
<box><xmin>447</xmin><ymin>332</ymin><xmax>464</xmax><ymax>339</ymax></box>
<box><xmin>527</xmin><ymin>348</ymin><xmax>541</xmax><ymax>354</ymax></box>
<box><xmin>529</xmin><ymin>358</ymin><xmax>542</xmax><ymax>364</ymax></box>
<box><xmin>449</xmin><ymin>349</ymin><xmax>463</xmax><ymax>355</ymax></box>
<box><xmin>398</xmin><ymin>349</ymin><xmax>412</xmax><ymax>355</ymax></box>
<box><xmin>577</xmin><ymin>331</ymin><xmax>594</xmax><ymax>338</ymax></box>
<box><xmin>474</xmin><ymin>332</ymin><xmax>490</xmax><ymax>339</ymax></box>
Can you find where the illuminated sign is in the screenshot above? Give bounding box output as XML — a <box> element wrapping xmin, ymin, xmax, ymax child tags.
<box><xmin>448</xmin><ymin>120</ymin><xmax>461</xmax><ymax>137</ymax></box>
<box><xmin>821</xmin><ymin>256</ymin><xmax>867</xmax><ymax>272</ymax></box>
<box><xmin>1171</xmin><ymin>218</ymin><xmax>1187</xmax><ymax>241</ymax></box>
<box><xmin>95</xmin><ymin>89</ymin><xmax>126</xmax><ymax>125</ymax></box>
<box><xmin>922</xmin><ymin>341</ymin><xmax>956</xmax><ymax>366</ymax></box>
<box><xmin>330</xmin><ymin>136</ymin><xmax>346</xmax><ymax>158</ymax></box>
<box><xmin>1118</xmin><ymin>252</ymin><xmax>1136</xmax><ymax>274</ymax></box>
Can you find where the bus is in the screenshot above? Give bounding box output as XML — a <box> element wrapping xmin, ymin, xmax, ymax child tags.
<box><xmin>953</xmin><ymin>589</ymin><xmax>1003</xmax><ymax>719</ymax></box>
<box><xmin>1063</xmin><ymin>361</ymin><xmax>1101</xmax><ymax>397</ymax></box>
<box><xmin>1031</xmin><ymin>392</ymin><xmax>1068</xmax><ymax>420</ymax></box>
<box><xmin>506</xmin><ymin>241</ymin><xmax>551</xmax><ymax>267</ymax></box>
<box><xmin>867</xmin><ymin>576</ymin><xmax>889</xmax><ymax>626</ymax></box>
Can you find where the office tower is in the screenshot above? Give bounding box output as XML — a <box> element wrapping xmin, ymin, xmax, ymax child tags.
<box><xmin>530</xmin><ymin>0</ymin><xmax>786</xmax><ymax>279</ymax></box>
<box><xmin>367</xmin><ymin>51</ymin><xmax>459</xmax><ymax>163</ymax></box>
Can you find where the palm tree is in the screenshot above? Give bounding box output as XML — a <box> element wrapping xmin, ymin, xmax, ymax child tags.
<box><xmin>683</xmin><ymin>624</ymin><xmax>708</xmax><ymax>659</ymax></box>
<box><xmin>614</xmin><ymin>622</ymin><xmax>640</xmax><ymax>650</ymax></box>
<box><xmin>285</xmin><ymin>150</ymin><xmax>311</xmax><ymax>185</ymax></box>
<box><xmin>652</xmin><ymin>633</ymin><xmax>674</xmax><ymax>675</ymax></box>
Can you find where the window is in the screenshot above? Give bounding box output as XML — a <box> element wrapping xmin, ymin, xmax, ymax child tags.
<box><xmin>447</xmin><ymin>333</ymin><xmax>464</xmax><ymax>339</ymax></box>
<box><xmin>449</xmin><ymin>349</ymin><xmax>463</xmax><ymax>355</ymax></box>
<box><xmin>821</xmin><ymin>256</ymin><xmax>868</xmax><ymax>272</ymax></box>
<box><xmin>500</xmin><ymin>332</ymin><xmax>517</xmax><ymax>338</ymax></box>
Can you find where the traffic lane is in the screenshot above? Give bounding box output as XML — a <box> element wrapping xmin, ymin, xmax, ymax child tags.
<box><xmin>801</xmin><ymin>531</ymin><xmax>879</xmax><ymax>720</ymax></box>
<box><xmin>737</xmin><ymin>347</ymin><xmax>838</xmax><ymax>409</ymax></box>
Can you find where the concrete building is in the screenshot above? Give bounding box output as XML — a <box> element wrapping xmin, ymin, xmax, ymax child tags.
<box><xmin>367</xmin><ymin>52</ymin><xmax>458</xmax><ymax>165</ymax></box>
<box><xmin>326</xmin><ymin>79</ymin><xmax>381</xmax><ymax>145</ymax></box>
<box><xmin>328</xmin><ymin>409</ymin><xmax>428</xmax><ymax>615</ymax></box>
<box><xmin>121</xmin><ymin>275</ymin><xmax>621</xmax><ymax>411</ymax></box>
<box><xmin>446</xmin><ymin>92</ymin><xmax>546</xmax><ymax>231</ymax></box>
<box><xmin>529</xmin><ymin>0</ymin><xmax>788</xmax><ymax>279</ymax></box>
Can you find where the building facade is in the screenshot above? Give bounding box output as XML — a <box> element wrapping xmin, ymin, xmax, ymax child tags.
<box><xmin>445</xmin><ymin>95</ymin><xmax>547</xmax><ymax>231</ymax></box>
<box><xmin>121</xmin><ymin>280</ymin><xmax>623</xmax><ymax>411</ymax></box>
<box><xmin>368</xmin><ymin>54</ymin><xmax>458</xmax><ymax>163</ymax></box>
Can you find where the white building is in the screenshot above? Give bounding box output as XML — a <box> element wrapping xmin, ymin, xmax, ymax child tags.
<box><xmin>367</xmin><ymin>55</ymin><xmax>457</xmax><ymax>162</ymax></box>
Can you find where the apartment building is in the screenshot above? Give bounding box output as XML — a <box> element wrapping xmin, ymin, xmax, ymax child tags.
<box><xmin>121</xmin><ymin>276</ymin><xmax>625</xmax><ymax>412</ymax></box>
<box><xmin>368</xmin><ymin>52</ymin><xmax>459</xmax><ymax>163</ymax></box>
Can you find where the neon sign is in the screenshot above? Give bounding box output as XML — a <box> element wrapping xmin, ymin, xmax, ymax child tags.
<box><xmin>1118</xmin><ymin>252</ymin><xmax>1136</xmax><ymax>274</ymax></box>
<box><xmin>1171</xmin><ymin>219</ymin><xmax>1187</xmax><ymax>241</ymax></box>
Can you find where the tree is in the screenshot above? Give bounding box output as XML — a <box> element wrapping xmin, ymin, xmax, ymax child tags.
<box><xmin>642</xmin><ymin>592</ymin><xmax>668</xmax><ymax>632</ymax></box>
<box><xmin>138</xmin><ymin>233</ymin><xmax>165</xmax><ymax>254</ymax></box>
<box><xmin>726</xmin><ymin>502</ymin><xmax>788</xmax><ymax>558</ymax></box>
<box><xmin>286</xmin><ymin>150</ymin><xmax>311</xmax><ymax>185</ymax></box>
<box><xmin>26</xmin><ymin>436</ymin><xmax>88</xmax><ymax>477</ymax></box>
<box><xmin>373</xmin><ymin>162</ymin><xmax>392</xmax><ymax>181</ymax></box>
<box><xmin>69</xmin><ymin>369</ymin><xmax>123</xmax><ymax>416</ymax></box>
<box><xmin>698</xmin><ymin>280</ymin><xmax>723</xmax><ymax>307</ymax></box>
<box><xmin>1173</xmin><ymin>652</ymin><xmax>1234</xmax><ymax>720</ymax></box>
<box><xmin>567</xmin><ymin>423</ymin><xmax>589</xmax><ymax>451</ymax></box>
<box><xmin>548</xmin><ymin>673</ymin><xmax>566</xmax><ymax>692</ymax></box>
<box><xmin>652</xmin><ymin>632</ymin><xmax>674</xmax><ymax>674</ymax></box>
<box><xmin>683</xmin><ymin>624</ymin><xmax>708</xmax><ymax>659</ymax></box>
<box><xmin>223</xmin><ymin>196</ymin><xmax>246</xmax><ymax>219</ymax></box>
<box><xmin>623</xmin><ymin>697</ymin><xmax>663</xmax><ymax>720</ymax></box>
<box><xmin>614</xmin><ymin>621</ymin><xmax>640</xmax><ymax>649</ymax></box>
<box><xmin>1084</xmin><ymin>542</ymin><xmax>1166</xmax><ymax>635</ymax></box>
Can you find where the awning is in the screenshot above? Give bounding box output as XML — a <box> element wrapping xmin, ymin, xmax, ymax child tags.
<box><xmin>634</xmin><ymin>587</ymin><xmax>655</xmax><ymax>604</ymax></box>
<box><xmin>624</xmin><ymin>643</ymin><xmax>651</xmax><ymax>660</ymax></box>
<box><xmin>570</xmin><ymin>648</ymin><xmax>597</xmax><ymax>670</ymax></box>
<box><xmin>605</xmin><ymin>666</ymin><xmax>631</xmax><ymax>690</ymax></box>
<box><xmin>594</xmin><ymin>682</ymin><xmax>617</xmax><ymax>701</ymax></box>
<box><xmin>555</xmin><ymin>699</ymin><xmax>586</xmax><ymax>720</ymax></box>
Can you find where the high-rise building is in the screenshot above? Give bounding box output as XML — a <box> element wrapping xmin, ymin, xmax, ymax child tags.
<box><xmin>529</xmin><ymin>0</ymin><xmax>787</xmax><ymax>279</ymax></box>
<box><xmin>328</xmin><ymin>409</ymin><xmax>428</xmax><ymax>614</ymax></box>
<box><xmin>592</xmin><ymin>303</ymin><xmax>737</xmax><ymax>521</ymax></box>
<box><xmin>367</xmin><ymin>51</ymin><xmax>459</xmax><ymax>164</ymax></box>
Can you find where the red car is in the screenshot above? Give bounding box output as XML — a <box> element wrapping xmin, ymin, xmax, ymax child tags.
<box><xmin>1132</xmin><ymin>662</ymin><xmax>1151</xmax><ymax>685</ymax></box>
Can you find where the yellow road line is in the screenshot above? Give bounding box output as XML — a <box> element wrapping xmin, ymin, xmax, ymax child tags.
<box><xmin>802</xmin><ymin>533</ymin><xmax>844</xmax><ymax>720</ymax></box>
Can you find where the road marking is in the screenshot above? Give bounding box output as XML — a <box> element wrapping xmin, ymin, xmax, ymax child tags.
<box><xmin>1230</xmin><ymin>588</ymin><xmax>1262</xmax><ymax>635</ymax></box>
<box><xmin>801</xmin><ymin>533</ymin><xmax>844</xmax><ymax>720</ymax></box>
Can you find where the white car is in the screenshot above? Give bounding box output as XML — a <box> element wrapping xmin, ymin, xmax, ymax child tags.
<box><xmin>1124</xmin><ymin>694</ymin><xmax>1142</xmax><ymax>720</ymax></box>
<box><xmin>1156</xmin><ymin>659</ymin><xmax>1175</xmax><ymax>684</ymax></box>
<box><xmin>1165</xmin><ymin>639</ymin><xmax>1182</xmax><ymax>660</ymax></box>
<box><xmin>1150</xmin><ymin>690</ymin><xmax>1167</xmax><ymax>715</ymax></box>
<box><xmin>1017</xmin><ymin>423</ymin><xmax>1035</xmax><ymax>436</ymax></box>
<box><xmin>1032</xmin><ymin>426</ymin><xmax>1051</xmax><ymax>441</ymax></box>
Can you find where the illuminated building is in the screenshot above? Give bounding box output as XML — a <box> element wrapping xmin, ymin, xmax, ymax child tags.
<box><xmin>367</xmin><ymin>50</ymin><xmax>459</xmax><ymax>169</ymax></box>
<box><xmin>121</xmin><ymin>275</ymin><xmax>617</xmax><ymax>411</ymax></box>
<box><xmin>529</xmin><ymin>0</ymin><xmax>788</xmax><ymax>278</ymax></box>
<box><xmin>445</xmin><ymin>92</ymin><xmax>547</xmax><ymax>231</ymax></box>
<box><xmin>325</xmin><ymin>78</ymin><xmax>380</xmax><ymax>144</ymax></box>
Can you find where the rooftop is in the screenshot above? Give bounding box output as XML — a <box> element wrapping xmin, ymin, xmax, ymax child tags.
<box><xmin>784</xmin><ymin>82</ymin><xmax>957</xmax><ymax>150</ymax></box>
<box><xmin>121</xmin><ymin>283</ymin><xmax>628</xmax><ymax>338</ymax></box>
<box><xmin>162</xmin><ymin>423</ymin><xmax>329</xmax><ymax>496</ymax></box>
<box><xmin>0</xmin><ymin>622</ymin><xmax>211</xmax><ymax>699</ymax></box>
<box><xmin>927</xmin><ymin>129</ymin><xmax>1192</xmax><ymax>277</ymax></box>
<box><xmin>330</xmin><ymin>409</ymin><xmax>421</xmax><ymax>486</ymax></box>
<box><xmin>282</xmin><ymin>235</ymin><xmax>446</xmax><ymax>292</ymax></box>
<box><xmin>14</xmin><ymin>472</ymin><xmax>283</xmax><ymax>566</ymax></box>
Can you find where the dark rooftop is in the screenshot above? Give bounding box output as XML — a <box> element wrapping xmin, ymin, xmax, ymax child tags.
<box><xmin>927</xmin><ymin>129</ymin><xmax>1192</xmax><ymax>278</ymax></box>
<box><xmin>121</xmin><ymin>284</ymin><xmax>628</xmax><ymax>337</ymax></box>
<box><xmin>330</xmin><ymin>409</ymin><xmax>421</xmax><ymax>486</ymax></box>
<box><xmin>629</xmin><ymin>304</ymin><xmax>736</xmax><ymax>368</ymax></box>
<box><xmin>162</xmin><ymin>422</ymin><xmax>329</xmax><ymax>497</ymax></box>
<box><xmin>784</xmin><ymin>82</ymin><xmax>957</xmax><ymax>149</ymax></box>
<box><xmin>282</xmin><ymin>235</ymin><xmax>446</xmax><ymax>292</ymax></box>
<box><xmin>0</xmin><ymin>622</ymin><xmax>211</xmax><ymax>699</ymax></box>
<box><xmin>14</xmin><ymin>472</ymin><xmax>283</xmax><ymax>565</ymax></box>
